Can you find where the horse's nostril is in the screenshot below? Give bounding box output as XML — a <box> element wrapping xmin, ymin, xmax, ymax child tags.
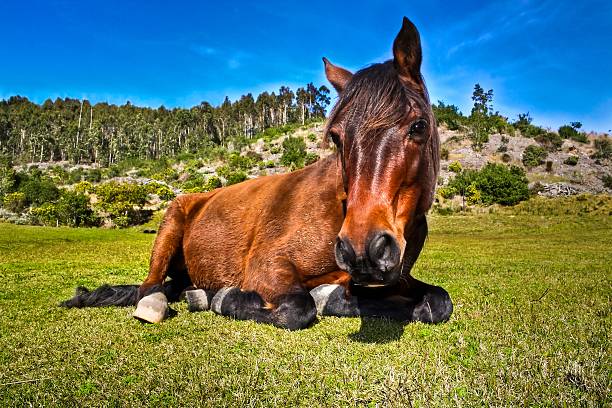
<box><xmin>368</xmin><ymin>232</ymin><xmax>400</xmax><ymax>270</ymax></box>
<box><xmin>334</xmin><ymin>237</ymin><xmax>356</xmax><ymax>269</ymax></box>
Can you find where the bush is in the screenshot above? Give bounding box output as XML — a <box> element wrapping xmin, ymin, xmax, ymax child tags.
<box><xmin>432</xmin><ymin>101</ymin><xmax>466</xmax><ymax>131</ymax></box>
<box><xmin>55</xmin><ymin>190</ymin><xmax>97</xmax><ymax>227</ymax></box>
<box><xmin>84</xmin><ymin>169</ymin><xmax>102</xmax><ymax>183</ymax></box>
<box><xmin>94</xmin><ymin>182</ymin><xmax>150</xmax><ymax>227</ymax></box>
<box><xmin>448</xmin><ymin>161</ymin><xmax>462</xmax><ymax>173</ymax></box>
<box><xmin>501</xmin><ymin>153</ymin><xmax>512</xmax><ymax>163</ymax></box>
<box><xmin>465</xmin><ymin>183</ymin><xmax>481</xmax><ymax>205</ymax></box>
<box><xmin>307</xmin><ymin>133</ymin><xmax>317</xmax><ymax>142</ymax></box>
<box><xmin>558</xmin><ymin>124</ymin><xmax>587</xmax><ymax>143</ymax></box>
<box><xmin>74</xmin><ymin>181</ymin><xmax>94</xmax><ymax>194</ymax></box>
<box><xmin>225</xmin><ymin>171</ymin><xmax>247</xmax><ymax>186</ymax></box>
<box><xmin>513</xmin><ymin>113</ymin><xmax>545</xmax><ymax>138</ymax></box>
<box><xmin>280</xmin><ymin>137</ymin><xmax>307</xmax><ymax>168</ymax></box>
<box><xmin>448</xmin><ymin>163</ymin><xmax>529</xmax><ymax>206</ymax></box>
<box><xmin>3</xmin><ymin>192</ymin><xmax>26</xmax><ymax>213</ymax></box>
<box><xmin>30</xmin><ymin>203</ymin><xmax>58</xmax><ymax>225</ymax></box>
<box><xmin>18</xmin><ymin>176</ymin><xmax>60</xmax><ymax>206</ymax></box>
<box><xmin>522</xmin><ymin>145</ymin><xmax>548</xmax><ymax>168</ymax></box>
<box><xmin>437</xmin><ymin>186</ymin><xmax>456</xmax><ymax>199</ymax></box>
<box><xmin>563</xmin><ymin>156</ymin><xmax>579</xmax><ymax>166</ymax></box>
<box><xmin>535</xmin><ymin>132</ymin><xmax>563</xmax><ymax>152</ymax></box>
<box><xmin>145</xmin><ymin>182</ymin><xmax>175</xmax><ymax>201</ymax></box>
<box><xmin>305</xmin><ymin>153</ymin><xmax>319</xmax><ymax>166</ymax></box>
<box><xmin>440</xmin><ymin>148</ymin><xmax>449</xmax><ymax>160</ymax></box>
<box><xmin>69</xmin><ymin>168</ymin><xmax>84</xmax><ymax>184</ymax></box>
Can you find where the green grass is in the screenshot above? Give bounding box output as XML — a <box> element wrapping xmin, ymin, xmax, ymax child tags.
<box><xmin>0</xmin><ymin>215</ymin><xmax>610</xmax><ymax>406</ymax></box>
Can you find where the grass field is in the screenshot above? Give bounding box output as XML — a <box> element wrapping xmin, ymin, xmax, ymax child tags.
<box><xmin>0</xmin><ymin>214</ymin><xmax>610</xmax><ymax>406</ymax></box>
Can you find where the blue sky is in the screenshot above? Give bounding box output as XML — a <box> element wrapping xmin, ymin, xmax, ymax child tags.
<box><xmin>1</xmin><ymin>0</ymin><xmax>610</xmax><ymax>132</ymax></box>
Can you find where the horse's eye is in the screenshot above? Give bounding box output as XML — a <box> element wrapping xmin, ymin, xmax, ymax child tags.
<box><xmin>408</xmin><ymin>119</ymin><xmax>429</xmax><ymax>142</ymax></box>
<box><xmin>329</xmin><ymin>130</ymin><xmax>342</xmax><ymax>146</ymax></box>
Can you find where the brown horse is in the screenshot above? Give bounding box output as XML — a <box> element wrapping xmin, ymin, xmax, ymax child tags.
<box><xmin>62</xmin><ymin>17</ymin><xmax>453</xmax><ymax>330</ymax></box>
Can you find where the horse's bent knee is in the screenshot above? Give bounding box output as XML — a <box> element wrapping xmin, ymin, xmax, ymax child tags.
<box><xmin>411</xmin><ymin>286</ymin><xmax>453</xmax><ymax>324</ymax></box>
<box><xmin>210</xmin><ymin>287</ymin><xmax>316</xmax><ymax>330</ymax></box>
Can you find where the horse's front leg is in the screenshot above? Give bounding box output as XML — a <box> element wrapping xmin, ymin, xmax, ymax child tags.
<box><xmin>209</xmin><ymin>261</ymin><xmax>317</xmax><ymax>330</ymax></box>
<box><xmin>311</xmin><ymin>279</ymin><xmax>453</xmax><ymax>323</ymax></box>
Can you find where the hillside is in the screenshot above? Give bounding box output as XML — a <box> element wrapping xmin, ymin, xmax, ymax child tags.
<box><xmin>1</xmin><ymin>119</ymin><xmax>610</xmax><ymax>228</ymax></box>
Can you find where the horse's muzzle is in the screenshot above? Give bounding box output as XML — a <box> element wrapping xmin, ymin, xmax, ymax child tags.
<box><xmin>335</xmin><ymin>232</ymin><xmax>402</xmax><ymax>286</ymax></box>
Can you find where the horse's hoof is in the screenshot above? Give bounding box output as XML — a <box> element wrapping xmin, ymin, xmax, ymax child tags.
<box><xmin>185</xmin><ymin>289</ymin><xmax>210</xmax><ymax>312</ymax></box>
<box><xmin>210</xmin><ymin>287</ymin><xmax>237</xmax><ymax>314</ymax></box>
<box><xmin>133</xmin><ymin>292</ymin><xmax>168</xmax><ymax>323</ymax></box>
<box><xmin>310</xmin><ymin>284</ymin><xmax>349</xmax><ymax>314</ymax></box>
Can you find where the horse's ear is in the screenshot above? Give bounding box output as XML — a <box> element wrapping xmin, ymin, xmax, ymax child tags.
<box><xmin>323</xmin><ymin>57</ymin><xmax>353</xmax><ymax>93</ymax></box>
<box><xmin>393</xmin><ymin>17</ymin><xmax>423</xmax><ymax>88</ymax></box>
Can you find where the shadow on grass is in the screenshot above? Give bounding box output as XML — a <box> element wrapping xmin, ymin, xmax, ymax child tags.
<box><xmin>348</xmin><ymin>318</ymin><xmax>405</xmax><ymax>343</ymax></box>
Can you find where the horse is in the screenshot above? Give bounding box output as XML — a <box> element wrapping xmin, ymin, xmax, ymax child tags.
<box><xmin>62</xmin><ymin>17</ymin><xmax>453</xmax><ymax>330</ymax></box>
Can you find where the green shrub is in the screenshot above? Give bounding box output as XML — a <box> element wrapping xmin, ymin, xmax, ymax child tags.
<box><xmin>465</xmin><ymin>183</ymin><xmax>481</xmax><ymax>205</ymax></box>
<box><xmin>437</xmin><ymin>186</ymin><xmax>456</xmax><ymax>199</ymax></box>
<box><xmin>30</xmin><ymin>203</ymin><xmax>58</xmax><ymax>225</ymax></box>
<box><xmin>558</xmin><ymin>124</ymin><xmax>587</xmax><ymax>143</ymax></box>
<box><xmin>307</xmin><ymin>133</ymin><xmax>317</xmax><ymax>142</ymax></box>
<box><xmin>55</xmin><ymin>190</ymin><xmax>97</xmax><ymax>227</ymax></box>
<box><xmin>94</xmin><ymin>182</ymin><xmax>148</xmax><ymax>207</ymax></box>
<box><xmin>225</xmin><ymin>171</ymin><xmax>247</xmax><ymax>186</ymax></box>
<box><xmin>535</xmin><ymin>132</ymin><xmax>563</xmax><ymax>152</ymax></box>
<box><xmin>3</xmin><ymin>192</ymin><xmax>26</xmax><ymax>213</ymax></box>
<box><xmin>563</xmin><ymin>156</ymin><xmax>579</xmax><ymax>166</ymax></box>
<box><xmin>204</xmin><ymin>176</ymin><xmax>222</xmax><ymax>191</ymax></box>
<box><xmin>448</xmin><ymin>161</ymin><xmax>462</xmax><ymax>173</ymax></box>
<box><xmin>522</xmin><ymin>145</ymin><xmax>548</xmax><ymax>168</ymax></box>
<box><xmin>513</xmin><ymin>113</ymin><xmax>545</xmax><ymax>138</ymax></box>
<box><xmin>432</xmin><ymin>101</ymin><xmax>466</xmax><ymax>131</ymax></box>
<box><xmin>448</xmin><ymin>163</ymin><xmax>529</xmax><ymax>206</ymax></box>
<box><xmin>74</xmin><ymin>181</ymin><xmax>94</xmax><ymax>194</ymax></box>
<box><xmin>145</xmin><ymin>182</ymin><xmax>175</xmax><ymax>200</ymax></box>
<box><xmin>228</xmin><ymin>153</ymin><xmax>257</xmax><ymax>171</ymax></box>
<box><xmin>150</xmin><ymin>167</ymin><xmax>179</xmax><ymax>183</ymax></box>
<box><xmin>18</xmin><ymin>176</ymin><xmax>60</xmax><ymax>206</ymax></box>
<box><xmin>84</xmin><ymin>169</ymin><xmax>102</xmax><ymax>183</ymax></box>
<box><xmin>94</xmin><ymin>182</ymin><xmax>150</xmax><ymax>227</ymax></box>
<box><xmin>440</xmin><ymin>148</ymin><xmax>449</xmax><ymax>160</ymax></box>
<box><xmin>305</xmin><ymin>153</ymin><xmax>319</xmax><ymax>166</ymax></box>
<box><xmin>280</xmin><ymin>137</ymin><xmax>307</xmax><ymax>168</ymax></box>
<box><xmin>69</xmin><ymin>168</ymin><xmax>84</xmax><ymax>184</ymax></box>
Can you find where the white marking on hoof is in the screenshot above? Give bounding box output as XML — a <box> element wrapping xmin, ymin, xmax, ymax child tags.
<box><xmin>133</xmin><ymin>292</ymin><xmax>168</xmax><ymax>324</ymax></box>
<box><xmin>185</xmin><ymin>289</ymin><xmax>209</xmax><ymax>312</ymax></box>
<box><xmin>210</xmin><ymin>287</ymin><xmax>235</xmax><ymax>314</ymax></box>
<box><xmin>310</xmin><ymin>284</ymin><xmax>345</xmax><ymax>314</ymax></box>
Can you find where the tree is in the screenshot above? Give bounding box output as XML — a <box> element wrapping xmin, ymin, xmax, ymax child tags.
<box><xmin>468</xmin><ymin>84</ymin><xmax>494</xmax><ymax>150</ymax></box>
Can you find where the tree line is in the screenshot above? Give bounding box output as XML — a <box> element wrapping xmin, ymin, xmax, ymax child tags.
<box><xmin>0</xmin><ymin>83</ymin><xmax>330</xmax><ymax>165</ymax></box>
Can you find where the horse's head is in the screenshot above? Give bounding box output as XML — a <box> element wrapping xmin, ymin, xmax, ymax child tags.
<box><xmin>324</xmin><ymin>17</ymin><xmax>439</xmax><ymax>287</ymax></box>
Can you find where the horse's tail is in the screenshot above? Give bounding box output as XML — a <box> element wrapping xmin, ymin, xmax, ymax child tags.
<box><xmin>60</xmin><ymin>285</ymin><xmax>139</xmax><ymax>308</ymax></box>
<box><xmin>60</xmin><ymin>275</ymin><xmax>193</xmax><ymax>308</ymax></box>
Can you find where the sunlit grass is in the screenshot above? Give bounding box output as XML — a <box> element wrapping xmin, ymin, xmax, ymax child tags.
<box><xmin>0</xmin><ymin>214</ymin><xmax>610</xmax><ymax>406</ymax></box>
